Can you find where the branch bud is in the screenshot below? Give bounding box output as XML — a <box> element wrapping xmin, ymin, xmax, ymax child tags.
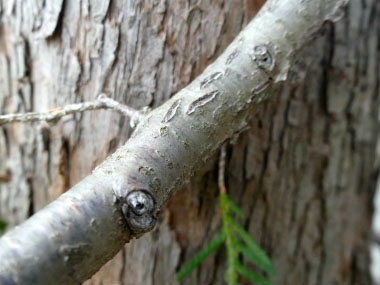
<box><xmin>122</xmin><ymin>190</ymin><xmax>157</xmax><ymax>234</ymax></box>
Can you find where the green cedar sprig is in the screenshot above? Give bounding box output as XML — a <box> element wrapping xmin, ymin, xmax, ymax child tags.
<box><xmin>176</xmin><ymin>193</ymin><xmax>275</xmax><ymax>284</ymax></box>
<box><xmin>176</xmin><ymin>232</ymin><xmax>225</xmax><ymax>281</ymax></box>
<box><xmin>0</xmin><ymin>220</ymin><xmax>7</xmax><ymax>234</ymax></box>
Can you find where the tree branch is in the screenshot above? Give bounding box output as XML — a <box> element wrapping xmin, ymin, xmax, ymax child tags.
<box><xmin>0</xmin><ymin>0</ymin><xmax>348</xmax><ymax>283</ymax></box>
<box><xmin>218</xmin><ymin>143</ymin><xmax>227</xmax><ymax>195</ymax></box>
<box><xmin>0</xmin><ymin>94</ymin><xmax>145</xmax><ymax>128</ymax></box>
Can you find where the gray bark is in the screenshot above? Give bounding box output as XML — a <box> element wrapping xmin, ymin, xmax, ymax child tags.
<box><xmin>0</xmin><ymin>0</ymin><xmax>379</xmax><ymax>284</ymax></box>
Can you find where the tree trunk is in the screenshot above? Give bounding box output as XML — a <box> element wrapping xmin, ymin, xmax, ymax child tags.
<box><xmin>0</xmin><ymin>0</ymin><xmax>379</xmax><ymax>284</ymax></box>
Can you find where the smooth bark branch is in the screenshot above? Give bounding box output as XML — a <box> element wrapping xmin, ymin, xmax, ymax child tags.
<box><xmin>0</xmin><ymin>0</ymin><xmax>347</xmax><ymax>284</ymax></box>
<box><xmin>0</xmin><ymin>94</ymin><xmax>144</xmax><ymax>128</ymax></box>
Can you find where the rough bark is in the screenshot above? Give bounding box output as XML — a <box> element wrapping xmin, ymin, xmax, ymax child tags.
<box><xmin>0</xmin><ymin>0</ymin><xmax>379</xmax><ymax>284</ymax></box>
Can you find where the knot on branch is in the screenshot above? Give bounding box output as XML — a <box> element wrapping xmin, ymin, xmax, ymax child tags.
<box><xmin>122</xmin><ymin>190</ymin><xmax>158</xmax><ymax>234</ymax></box>
<box><xmin>250</xmin><ymin>44</ymin><xmax>275</xmax><ymax>71</ymax></box>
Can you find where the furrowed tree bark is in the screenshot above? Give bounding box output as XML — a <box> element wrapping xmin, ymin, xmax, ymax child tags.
<box><xmin>0</xmin><ymin>0</ymin><xmax>379</xmax><ymax>284</ymax></box>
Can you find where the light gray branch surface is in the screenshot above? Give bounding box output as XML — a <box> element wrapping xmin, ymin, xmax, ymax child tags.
<box><xmin>0</xmin><ymin>0</ymin><xmax>347</xmax><ymax>284</ymax></box>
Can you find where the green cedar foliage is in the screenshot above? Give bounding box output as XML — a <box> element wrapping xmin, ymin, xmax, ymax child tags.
<box><xmin>0</xmin><ymin>220</ymin><xmax>6</xmax><ymax>235</ymax></box>
<box><xmin>176</xmin><ymin>193</ymin><xmax>275</xmax><ymax>284</ymax></box>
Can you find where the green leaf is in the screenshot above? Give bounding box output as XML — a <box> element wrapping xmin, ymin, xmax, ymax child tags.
<box><xmin>236</xmin><ymin>242</ymin><xmax>275</xmax><ymax>275</ymax></box>
<box><xmin>0</xmin><ymin>220</ymin><xmax>7</xmax><ymax>234</ymax></box>
<box><xmin>231</xmin><ymin>220</ymin><xmax>275</xmax><ymax>274</ymax></box>
<box><xmin>176</xmin><ymin>232</ymin><xmax>225</xmax><ymax>281</ymax></box>
<box><xmin>223</xmin><ymin>194</ymin><xmax>244</xmax><ymax>218</ymax></box>
<box><xmin>236</xmin><ymin>262</ymin><xmax>272</xmax><ymax>285</ymax></box>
